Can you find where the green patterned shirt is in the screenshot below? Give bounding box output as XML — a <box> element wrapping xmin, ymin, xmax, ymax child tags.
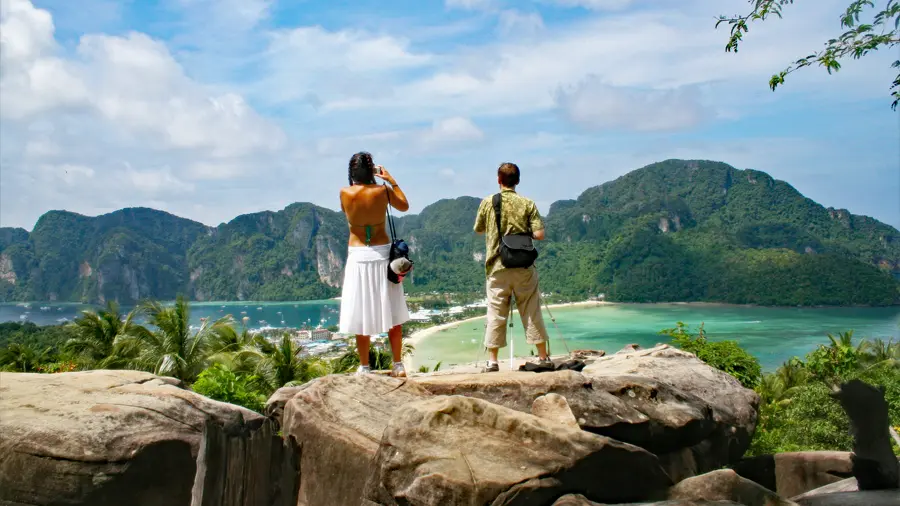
<box><xmin>474</xmin><ymin>188</ymin><xmax>544</xmax><ymax>276</ymax></box>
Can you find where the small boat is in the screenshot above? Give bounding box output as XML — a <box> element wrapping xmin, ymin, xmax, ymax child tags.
<box><xmin>19</xmin><ymin>314</ymin><xmax>27</xmax><ymax>320</ymax></box>
<box><xmin>259</xmin><ymin>320</ymin><xmax>268</xmax><ymax>325</ymax></box>
<box><xmin>57</xmin><ymin>317</ymin><xmax>69</xmax><ymax>323</ymax></box>
<box><xmin>40</xmin><ymin>306</ymin><xmax>51</xmax><ymax>311</ymax></box>
<box><xmin>257</xmin><ymin>307</ymin><xmax>263</xmax><ymax>311</ymax></box>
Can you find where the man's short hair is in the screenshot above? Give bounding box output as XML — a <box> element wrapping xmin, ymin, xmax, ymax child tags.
<box><xmin>498</xmin><ymin>162</ymin><xmax>520</xmax><ymax>187</ymax></box>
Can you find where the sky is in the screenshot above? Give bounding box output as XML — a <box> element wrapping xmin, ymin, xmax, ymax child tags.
<box><xmin>1</xmin><ymin>0</ymin><xmax>898</xmax><ymax>230</ymax></box>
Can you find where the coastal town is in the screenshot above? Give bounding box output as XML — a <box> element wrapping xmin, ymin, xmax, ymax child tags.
<box><xmin>244</xmin><ymin>297</ymin><xmax>493</xmax><ymax>359</ymax></box>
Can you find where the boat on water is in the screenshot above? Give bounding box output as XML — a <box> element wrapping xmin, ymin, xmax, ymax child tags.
<box><xmin>39</xmin><ymin>306</ymin><xmax>51</xmax><ymax>311</ymax></box>
<box><xmin>19</xmin><ymin>314</ymin><xmax>27</xmax><ymax>320</ymax></box>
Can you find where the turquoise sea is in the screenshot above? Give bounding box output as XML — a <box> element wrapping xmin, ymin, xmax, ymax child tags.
<box><xmin>0</xmin><ymin>301</ymin><xmax>341</xmax><ymax>330</ymax></box>
<box><xmin>408</xmin><ymin>303</ymin><xmax>900</xmax><ymax>371</ymax></box>
<box><xmin>4</xmin><ymin>301</ymin><xmax>899</xmax><ymax>372</ymax></box>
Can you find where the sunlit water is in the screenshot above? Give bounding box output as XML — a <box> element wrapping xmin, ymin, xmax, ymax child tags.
<box><xmin>408</xmin><ymin>303</ymin><xmax>900</xmax><ymax>371</ymax></box>
<box><xmin>4</xmin><ymin>301</ymin><xmax>899</xmax><ymax>372</ymax></box>
<box><xmin>0</xmin><ymin>301</ymin><xmax>341</xmax><ymax>331</ymax></box>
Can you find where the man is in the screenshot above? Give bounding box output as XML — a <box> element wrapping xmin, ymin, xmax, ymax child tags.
<box><xmin>474</xmin><ymin>162</ymin><xmax>551</xmax><ymax>372</ymax></box>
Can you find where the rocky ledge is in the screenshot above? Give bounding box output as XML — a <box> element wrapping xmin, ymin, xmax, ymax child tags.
<box><xmin>0</xmin><ymin>369</ymin><xmax>296</xmax><ymax>506</ymax></box>
<box><xmin>2</xmin><ymin>344</ymin><xmax>897</xmax><ymax>506</ymax></box>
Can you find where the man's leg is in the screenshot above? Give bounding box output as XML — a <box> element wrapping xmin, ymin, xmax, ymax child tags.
<box><xmin>484</xmin><ymin>271</ymin><xmax>512</xmax><ymax>371</ymax></box>
<box><xmin>356</xmin><ymin>334</ymin><xmax>371</xmax><ymax>373</ymax></box>
<box><xmin>512</xmin><ymin>267</ymin><xmax>551</xmax><ymax>362</ymax></box>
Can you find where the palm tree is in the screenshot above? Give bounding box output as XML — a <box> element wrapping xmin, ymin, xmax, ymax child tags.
<box><xmin>64</xmin><ymin>301</ymin><xmax>145</xmax><ymax>369</ymax></box>
<box><xmin>859</xmin><ymin>337</ymin><xmax>900</xmax><ymax>369</ymax></box>
<box><xmin>206</xmin><ymin>319</ymin><xmax>256</xmax><ymax>370</ymax></box>
<box><xmin>131</xmin><ymin>296</ymin><xmax>234</xmax><ymax>384</ymax></box>
<box><xmin>0</xmin><ymin>342</ymin><xmax>53</xmax><ymax>372</ymax></box>
<box><xmin>237</xmin><ymin>333</ymin><xmax>331</xmax><ymax>393</ymax></box>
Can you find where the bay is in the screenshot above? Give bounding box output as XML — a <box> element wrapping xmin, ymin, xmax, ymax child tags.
<box><xmin>0</xmin><ymin>301</ymin><xmax>341</xmax><ymax>330</ymax></box>
<box><xmin>5</xmin><ymin>301</ymin><xmax>899</xmax><ymax>373</ymax></box>
<box><xmin>408</xmin><ymin>303</ymin><xmax>900</xmax><ymax>371</ymax></box>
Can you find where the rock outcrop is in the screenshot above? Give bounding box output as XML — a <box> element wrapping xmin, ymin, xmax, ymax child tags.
<box><xmin>730</xmin><ymin>451</ymin><xmax>853</xmax><ymax>498</ymax></box>
<box><xmin>273</xmin><ymin>374</ymin><xmax>435</xmax><ymax>506</ymax></box>
<box><xmin>414</xmin><ymin>344</ymin><xmax>759</xmax><ymax>482</ymax></box>
<box><xmin>0</xmin><ymin>370</ymin><xmax>292</xmax><ymax>506</ymax></box>
<box><xmin>363</xmin><ymin>395</ymin><xmax>671</xmax><ymax>505</ymax></box>
<box><xmin>582</xmin><ymin>344</ymin><xmax>760</xmax><ymax>480</ymax></box>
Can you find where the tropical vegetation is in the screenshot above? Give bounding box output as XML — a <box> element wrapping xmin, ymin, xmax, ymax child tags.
<box><xmin>716</xmin><ymin>0</ymin><xmax>900</xmax><ymax>109</ymax></box>
<box><xmin>665</xmin><ymin>323</ymin><xmax>900</xmax><ymax>456</ymax></box>
<box><xmin>0</xmin><ymin>296</ymin><xmax>415</xmax><ymax>412</ymax></box>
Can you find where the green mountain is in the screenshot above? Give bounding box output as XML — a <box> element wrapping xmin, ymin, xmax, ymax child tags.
<box><xmin>1</xmin><ymin>160</ymin><xmax>897</xmax><ymax>306</ymax></box>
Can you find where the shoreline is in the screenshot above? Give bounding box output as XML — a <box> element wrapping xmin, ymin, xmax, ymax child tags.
<box><xmin>405</xmin><ymin>300</ymin><xmax>613</xmax><ymax>348</ymax></box>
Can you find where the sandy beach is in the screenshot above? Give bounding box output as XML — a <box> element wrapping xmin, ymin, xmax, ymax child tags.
<box><xmin>405</xmin><ymin>300</ymin><xmax>611</xmax><ymax>347</ymax></box>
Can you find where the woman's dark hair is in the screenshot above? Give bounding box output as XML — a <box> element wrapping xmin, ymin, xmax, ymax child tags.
<box><xmin>498</xmin><ymin>162</ymin><xmax>520</xmax><ymax>187</ymax></box>
<box><xmin>348</xmin><ymin>152</ymin><xmax>376</xmax><ymax>185</ymax></box>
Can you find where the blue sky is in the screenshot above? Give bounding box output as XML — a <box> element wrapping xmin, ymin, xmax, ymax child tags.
<box><xmin>1</xmin><ymin>0</ymin><xmax>898</xmax><ymax>230</ymax></box>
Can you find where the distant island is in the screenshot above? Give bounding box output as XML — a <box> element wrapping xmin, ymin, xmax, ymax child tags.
<box><xmin>1</xmin><ymin>159</ymin><xmax>898</xmax><ymax>307</ymax></box>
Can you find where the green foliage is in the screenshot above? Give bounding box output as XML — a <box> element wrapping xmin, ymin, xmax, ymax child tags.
<box><xmin>748</xmin><ymin>329</ymin><xmax>900</xmax><ymax>456</ymax></box>
<box><xmin>130</xmin><ymin>295</ymin><xmax>236</xmax><ymax>383</ymax></box>
<box><xmin>660</xmin><ymin>321</ymin><xmax>762</xmax><ymax>389</ymax></box>
<box><xmin>236</xmin><ymin>333</ymin><xmax>332</xmax><ymax>392</ymax></box>
<box><xmin>64</xmin><ymin>301</ymin><xmax>145</xmax><ymax>369</ymax></box>
<box><xmin>717</xmin><ymin>0</ymin><xmax>900</xmax><ymax>109</ymax></box>
<box><xmin>192</xmin><ymin>364</ymin><xmax>267</xmax><ymax>413</ymax></box>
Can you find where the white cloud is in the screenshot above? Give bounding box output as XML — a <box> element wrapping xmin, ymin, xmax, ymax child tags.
<box><xmin>556</xmin><ymin>78</ymin><xmax>711</xmax><ymax>131</ymax></box>
<box><xmin>259</xmin><ymin>26</ymin><xmax>431</xmax><ymax>106</ymax></box>
<box><xmin>545</xmin><ymin>0</ymin><xmax>633</xmax><ymax>10</ymax></box>
<box><xmin>0</xmin><ymin>0</ymin><xmax>290</xmax><ymax>228</ymax></box>
<box><xmin>424</xmin><ymin>117</ymin><xmax>484</xmax><ymax>144</ymax></box>
<box><xmin>445</xmin><ymin>0</ymin><xmax>497</xmax><ymax>11</ymax></box>
<box><xmin>497</xmin><ymin>10</ymin><xmax>544</xmax><ymax>36</ymax></box>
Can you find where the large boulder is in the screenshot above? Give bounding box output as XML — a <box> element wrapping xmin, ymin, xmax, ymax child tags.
<box><xmin>417</xmin><ymin>346</ymin><xmax>759</xmax><ymax>481</ymax></box>
<box><xmin>271</xmin><ymin>374</ymin><xmax>434</xmax><ymax>506</ymax></box>
<box><xmin>363</xmin><ymin>395</ymin><xmax>672</xmax><ymax>506</ymax></box>
<box><xmin>664</xmin><ymin>469</ymin><xmax>795</xmax><ymax>506</ymax></box>
<box><xmin>0</xmin><ymin>370</ymin><xmax>269</xmax><ymax>506</ymax></box>
<box><xmin>730</xmin><ymin>452</ymin><xmax>853</xmax><ymax>498</ymax></box>
<box><xmin>583</xmin><ymin>344</ymin><xmax>760</xmax><ymax>477</ymax></box>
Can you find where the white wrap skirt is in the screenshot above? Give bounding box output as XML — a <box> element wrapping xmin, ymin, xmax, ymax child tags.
<box><xmin>339</xmin><ymin>244</ymin><xmax>410</xmax><ymax>336</ymax></box>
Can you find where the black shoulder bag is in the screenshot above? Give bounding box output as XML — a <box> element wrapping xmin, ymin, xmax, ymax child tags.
<box><xmin>492</xmin><ymin>193</ymin><xmax>538</xmax><ymax>269</ymax></box>
<box><xmin>386</xmin><ymin>186</ymin><xmax>412</xmax><ymax>283</ymax></box>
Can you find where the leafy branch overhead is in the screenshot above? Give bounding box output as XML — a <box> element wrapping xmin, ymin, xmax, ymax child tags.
<box><xmin>717</xmin><ymin>0</ymin><xmax>900</xmax><ymax>109</ymax></box>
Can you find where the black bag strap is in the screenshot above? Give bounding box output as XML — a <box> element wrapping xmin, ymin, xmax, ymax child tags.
<box><xmin>492</xmin><ymin>193</ymin><xmax>503</xmax><ymax>237</ymax></box>
<box><xmin>385</xmin><ymin>184</ymin><xmax>397</xmax><ymax>241</ymax></box>
<box><xmin>492</xmin><ymin>192</ymin><xmax>532</xmax><ymax>237</ymax></box>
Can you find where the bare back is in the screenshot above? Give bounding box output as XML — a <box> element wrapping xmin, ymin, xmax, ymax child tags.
<box><xmin>341</xmin><ymin>184</ymin><xmax>408</xmax><ymax>247</ymax></box>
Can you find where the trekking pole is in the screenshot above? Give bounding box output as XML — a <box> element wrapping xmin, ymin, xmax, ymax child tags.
<box><xmin>509</xmin><ymin>294</ymin><xmax>515</xmax><ymax>370</ymax></box>
<box><xmin>541</xmin><ymin>295</ymin><xmax>570</xmax><ymax>354</ymax></box>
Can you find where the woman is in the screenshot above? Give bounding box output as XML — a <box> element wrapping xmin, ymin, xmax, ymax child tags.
<box><xmin>338</xmin><ymin>152</ymin><xmax>411</xmax><ymax>377</ymax></box>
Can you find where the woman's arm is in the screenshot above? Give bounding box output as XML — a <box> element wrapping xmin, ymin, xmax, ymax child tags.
<box><xmin>376</xmin><ymin>167</ymin><xmax>409</xmax><ymax>212</ymax></box>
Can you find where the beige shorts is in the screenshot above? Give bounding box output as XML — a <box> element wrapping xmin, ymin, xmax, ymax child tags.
<box><xmin>483</xmin><ymin>267</ymin><xmax>549</xmax><ymax>349</ymax></box>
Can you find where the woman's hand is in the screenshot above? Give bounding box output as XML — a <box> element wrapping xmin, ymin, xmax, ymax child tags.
<box><xmin>375</xmin><ymin>165</ymin><xmax>397</xmax><ymax>185</ymax></box>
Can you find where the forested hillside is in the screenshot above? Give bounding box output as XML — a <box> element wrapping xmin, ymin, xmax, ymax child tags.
<box><xmin>1</xmin><ymin>160</ymin><xmax>897</xmax><ymax>305</ymax></box>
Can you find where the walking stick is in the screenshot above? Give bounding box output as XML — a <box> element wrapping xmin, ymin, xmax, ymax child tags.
<box><xmin>541</xmin><ymin>295</ymin><xmax>570</xmax><ymax>354</ymax></box>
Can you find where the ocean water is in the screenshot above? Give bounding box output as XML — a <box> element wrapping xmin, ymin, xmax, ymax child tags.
<box><xmin>408</xmin><ymin>303</ymin><xmax>900</xmax><ymax>371</ymax></box>
<box><xmin>5</xmin><ymin>301</ymin><xmax>900</xmax><ymax>373</ymax></box>
<box><xmin>0</xmin><ymin>301</ymin><xmax>341</xmax><ymax>330</ymax></box>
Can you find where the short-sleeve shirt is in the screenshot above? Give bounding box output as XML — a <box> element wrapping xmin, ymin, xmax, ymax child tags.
<box><xmin>474</xmin><ymin>188</ymin><xmax>544</xmax><ymax>277</ymax></box>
